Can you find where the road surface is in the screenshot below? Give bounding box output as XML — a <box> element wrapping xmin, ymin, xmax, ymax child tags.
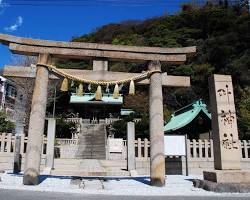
<box><xmin>0</xmin><ymin>189</ymin><xmax>249</xmax><ymax>200</ymax></box>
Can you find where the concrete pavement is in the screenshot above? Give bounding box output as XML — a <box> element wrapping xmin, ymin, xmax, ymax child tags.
<box><xmin>1</xmin><ymin>172</ymin><xmax>250</xmax><ymax>198</ymax></box>
<box><xmin>0</xmin><ymin>189</ymin><xmax>250</xmax><ymax>200</ymax></box>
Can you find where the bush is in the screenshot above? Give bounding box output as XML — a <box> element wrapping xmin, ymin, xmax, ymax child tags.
<box><xmin>0</xmin><ymin>112</ymin><xmax>15</xmax><ymax>133</ymax></box>
<box><xmin>55</xmin><ymin>118</ymin><xmax>76</xmax><ymax>138</ymax></box>
<box><xmin>111</xmin><ymin>114</ymin><xmax>149</xmax><ymax>139</ymax></box>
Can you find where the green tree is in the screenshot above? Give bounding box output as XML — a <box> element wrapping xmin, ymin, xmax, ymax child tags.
<box><xmin>0</xmin><ymin>112</ymin><xmax>15</xmax><ymax>133</ymax></box>
<box><xmin>55</xmin><ymin>118</ymin><xmax>76</xmax><ymax>138</ymax></box>
<box><xmin>55</xmin><ymin>4</ymin><xmax>250</xmax><ymax>138</ymax></box>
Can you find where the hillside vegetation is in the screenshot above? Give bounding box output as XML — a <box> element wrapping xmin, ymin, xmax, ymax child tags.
<box><xmin>57</xmin><ymin>4</ymin><xmax>250</xmax><ymax>139</ymax></box>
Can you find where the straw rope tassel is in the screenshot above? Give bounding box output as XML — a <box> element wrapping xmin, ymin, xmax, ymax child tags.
<box><xmin>113</xmin><ymin>84</ymin><xmax>119</xmax><ymax>99</ymax></box>
<box><xmin>129</xmin><ymin>80</ymin><xmax>135</xmax><ymax>95</ymax></box>
<box><xmin>76</xmin><ymin>83</ymin><xmax>84</xmax><ymax>96</ymax></box>
<box><xmin>60</xmin><ymin>78</ymin><xmax>69</xmax><ymax>92</ymax></box>
<box><xmin>95</xmin><ymin>85</ymin><xmax>102</xmax><ymax>100</ymax></box>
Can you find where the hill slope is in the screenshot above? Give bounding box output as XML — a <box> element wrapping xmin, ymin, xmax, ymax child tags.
<box><xmin>57</xmin><ymin>4</ymin><xmax>250</xmax><ymax>138</ymax></box>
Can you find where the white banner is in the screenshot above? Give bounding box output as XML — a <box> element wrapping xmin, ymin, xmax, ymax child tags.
<box><xmin>108</xmin><ymin>138</ymin><xmax>123</xmax><ymax>153</ymax></box>
<box><xmin>164</xmin><ymin>135</ymin><xmax>186</xmax><ymax>156</ymax></box>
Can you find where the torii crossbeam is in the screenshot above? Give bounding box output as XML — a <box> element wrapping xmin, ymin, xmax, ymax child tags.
<box><xmin>0</xmin><ymin>34</ymin><xmax>196</xmax><ymax>187</ymax></box>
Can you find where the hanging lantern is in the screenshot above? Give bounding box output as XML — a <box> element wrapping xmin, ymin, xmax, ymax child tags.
<box><xmin>60</xmin><ymin>78</ymin><xmax>69</xmax><ymax>92</ymax></box>
<box><xmin>95</xmin><ymin>85</ymin><xmax>102</xmax><ymax>100</ymax></box>
<box><xmin>129</xmin><ymin>80</ymin><xmax>135</xmax><ymax>95</ymax></box>
<box><xmin>113</xmin><ymin>83</ymin><xmax>119</xmax><ymax>99</ymax></box>
<box><xmin>76</xmin><ymin>83</ymin><xmax>84</xmax><ymax>96</ymax></box>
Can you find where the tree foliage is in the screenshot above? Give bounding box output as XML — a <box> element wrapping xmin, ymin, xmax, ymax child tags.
<box><xmin>55</xmin><ymin>117</ymin><xmax>76</xmax><ymax>138</ymax></box>
<box><xmin>0</xmin><ymin>112</ymin><xmax>15</xmax><ymax>133</ymax></box>
<box><xmin>63</xmin><ymin>4</ymin><xmax>250</xmax><ymax>138</ymax></box>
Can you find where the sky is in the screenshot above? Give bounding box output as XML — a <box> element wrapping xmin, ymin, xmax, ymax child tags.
<box><xmin>0</xmin><ymin>0</ymin><xmax>190</xmax><ymax>67</ymax></box>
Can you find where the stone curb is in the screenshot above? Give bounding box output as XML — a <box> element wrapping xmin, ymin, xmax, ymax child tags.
<box><xmin>193</xmin><ymin>179</ymin><xmax>250</xmax><ymax>193</ymax></box>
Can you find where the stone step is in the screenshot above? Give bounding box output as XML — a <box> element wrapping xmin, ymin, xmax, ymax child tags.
<box><xmin>77</xmin><ymin>144</ymin><xmax>106</xmax><ymax>148</ymax></box>
<box><xmin>78</xmin><ymin>139</ymin><xmax>105</xmax><ymax>142</ymax></box>
<box><xmin>54</xmin><ymin>159</ymin><xmax>81</xmax><ymax>164</ymax></box>
<box><xmin>76</xmin><ymin>123</ymin><xmax>106</xmax><ymax>159</ymax></box>
<box><xmin>76</xmin><ymin>151</ymin><xmax>106</xmax><ymax>155</ymax></box>
<box><xmin>79</xmin><ymin>134</ymin><xmax>105</xmax><ymax>137</ymax></box>
<box><xmin>80</xmin><ymin>136</ymin><xmax>105</xmax><ymax>138</ymax></box>
<box><xmin>79</xmin><ymin>137</ymin><xmax>105</xmax><ymax>140</ymax></box>
<box><xmin>53</xmin><ymin>159</ymin><xmax>128</xmax><ymax>171</ymax></box>
<box><xmin>75</xmin><ymin>152</ymin><xmax>106</xmax><ymax>156</ymax></box>
<box><xmin>75</xmin><ymin>156</ymin><xmax>106</xmax><ymax>160</ymax></box>
<box><xmin>78</xmin><ymin>147</ymin><xmax>105</xmax><ymax>150</ymax></box>
<box><xmin>78</xmin><ymin>139</ymin><xmax>105</xmax><ymax>141</ymax></box>
<box><xmin>76</xmin><ymin>151</ymin><xmax>106</xmax><ymax>154</ymax></box>
<box><xmin>75</xmin><ymin>153</ymin><xmax>106</xmax><ymax>156</ymax></box>
<box><xmin>76</xmin><ymin>153</ymin><xmax>106</xmax><ymax>157</ymax></box>
<box><xmin>51</xmin><ymin>170</ymin><xmax>130</xmax><ymax>177</ymax></box>
<box><xmin>76</xmin><ymin>149</ymin><xmax>106</xmax><ymax>153</ymax></box>
<box><xmin>77</xmin><ymin>143</ymin><xmax>106</xmax><ymax>146</ymax></box>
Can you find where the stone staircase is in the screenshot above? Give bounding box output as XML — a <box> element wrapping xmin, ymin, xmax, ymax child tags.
<box><xmin>75</xmin><ymin>124</ymin><xmax>106</xmax><ymax>159</ymax></box>
<box><xmin>50</xmin><ymin>159</ymin><xmax>130</xmax><ymax>176</ymax></box>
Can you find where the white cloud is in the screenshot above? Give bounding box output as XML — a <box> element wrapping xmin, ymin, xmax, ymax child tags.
<box><xmin>0</xmin><ymin>0</ymin><xmax>8</xmax><ymax>14</ymax></box>
<box><xmin>4</xmin><ymin>16</ymin><xmax>23</xmax><ymax>32</ymax></box>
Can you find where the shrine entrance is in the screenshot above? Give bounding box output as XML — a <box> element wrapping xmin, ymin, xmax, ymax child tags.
<box><xmin>0</xmin><ymin>33</ymin><xmax>196</xmax><ymax>186</ymax></box>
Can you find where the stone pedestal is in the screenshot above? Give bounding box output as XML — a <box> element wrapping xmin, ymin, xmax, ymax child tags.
<box><xmin>148</xmin><ymin>61</ymin><xmax>165</xmax><ymax>187</ymax></box>
<box><xmin>204</xmin><ymin>170</ymin><xmax>250</xmax><ymax>183</ymax></box>
<box><xmin>23</xmin><ymin>54</ymin><xmax>50</xmax><ymax>185</ymax></box>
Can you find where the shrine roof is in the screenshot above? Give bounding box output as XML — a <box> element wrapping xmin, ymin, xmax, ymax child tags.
<box><xmin>164</xmin><ymin>99</ymin><xmax>211</xmax><ymax>132</ymax></box>
<box><xmin>70</xmin><ymin>93</ymin><xmax>123</xmax><ymax>105</ymax></box>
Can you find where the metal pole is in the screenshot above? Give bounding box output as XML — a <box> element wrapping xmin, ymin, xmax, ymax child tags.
<box><xmin>185</xmin><ymin>134</ymin><xmax>189</xmax><ymax>176</ymax></box>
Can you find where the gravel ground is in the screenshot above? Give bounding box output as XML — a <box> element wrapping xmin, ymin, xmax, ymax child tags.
<box><xmin>0</xmin><ymin>171</ymin><xmax>250</xmax><ymax>198</ymax></box>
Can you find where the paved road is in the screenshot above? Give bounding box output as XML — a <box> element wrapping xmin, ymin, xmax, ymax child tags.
<box><xmin>0</xmin><ymin>189</ymin><xmax>249</xmax><ymax>200</ymax></box>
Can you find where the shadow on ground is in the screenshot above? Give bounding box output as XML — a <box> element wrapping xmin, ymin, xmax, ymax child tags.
<box><xmin>7</xmin><ymin>172</ymin><xmax>151</xmax><ymax>186</ymax></box>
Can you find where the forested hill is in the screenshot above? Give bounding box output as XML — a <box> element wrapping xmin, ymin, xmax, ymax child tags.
<box><xmin>58</xmin><ymin>4</ymin><xmax>250</xmax><ymax>138</ymax></box>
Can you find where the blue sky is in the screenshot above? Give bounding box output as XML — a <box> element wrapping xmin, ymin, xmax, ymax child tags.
<box><xmin>0</xmin><ymin>0</ymin><xmax>189</xmax><ymax>67</ymax></box>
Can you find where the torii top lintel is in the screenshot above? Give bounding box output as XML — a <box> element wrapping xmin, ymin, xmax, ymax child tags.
<box><xmin>0</xmin><ymin>34</ymin><xmax>196</xmax><ymax>63</ymax></box>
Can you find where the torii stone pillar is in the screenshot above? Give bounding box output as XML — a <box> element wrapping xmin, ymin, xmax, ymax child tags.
<box><xmin>148</xmin><ymin>61</ymin><xmax>165</xmax><ymax>187</ymax></box>
<box><xmin>23</xmin><ymin>54</ymin><xmax>51</xmax><ymax>185</ymax></box>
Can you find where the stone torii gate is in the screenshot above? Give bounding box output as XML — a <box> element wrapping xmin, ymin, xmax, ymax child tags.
<box><xmin>0</xmin><ymin>34</ymin><xmax>196</xmax><ymax>187</ymax></box>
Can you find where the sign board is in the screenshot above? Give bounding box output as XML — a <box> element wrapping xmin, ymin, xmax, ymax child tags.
<box><xmin>108</xmin><ymin>138</ymin><xmax>123</xmax><ymax>153</ymax></box>
<box><xmin>164</xmin><ymin>135</ymin><xmax>186</xmax><ymax>156</ymax></box>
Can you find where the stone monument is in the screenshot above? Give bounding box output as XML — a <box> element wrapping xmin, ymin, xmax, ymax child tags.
<box><xmin>204</xmin><ymin>74</ymin><xmax>250</xmax><ymax>183</ymax></box>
